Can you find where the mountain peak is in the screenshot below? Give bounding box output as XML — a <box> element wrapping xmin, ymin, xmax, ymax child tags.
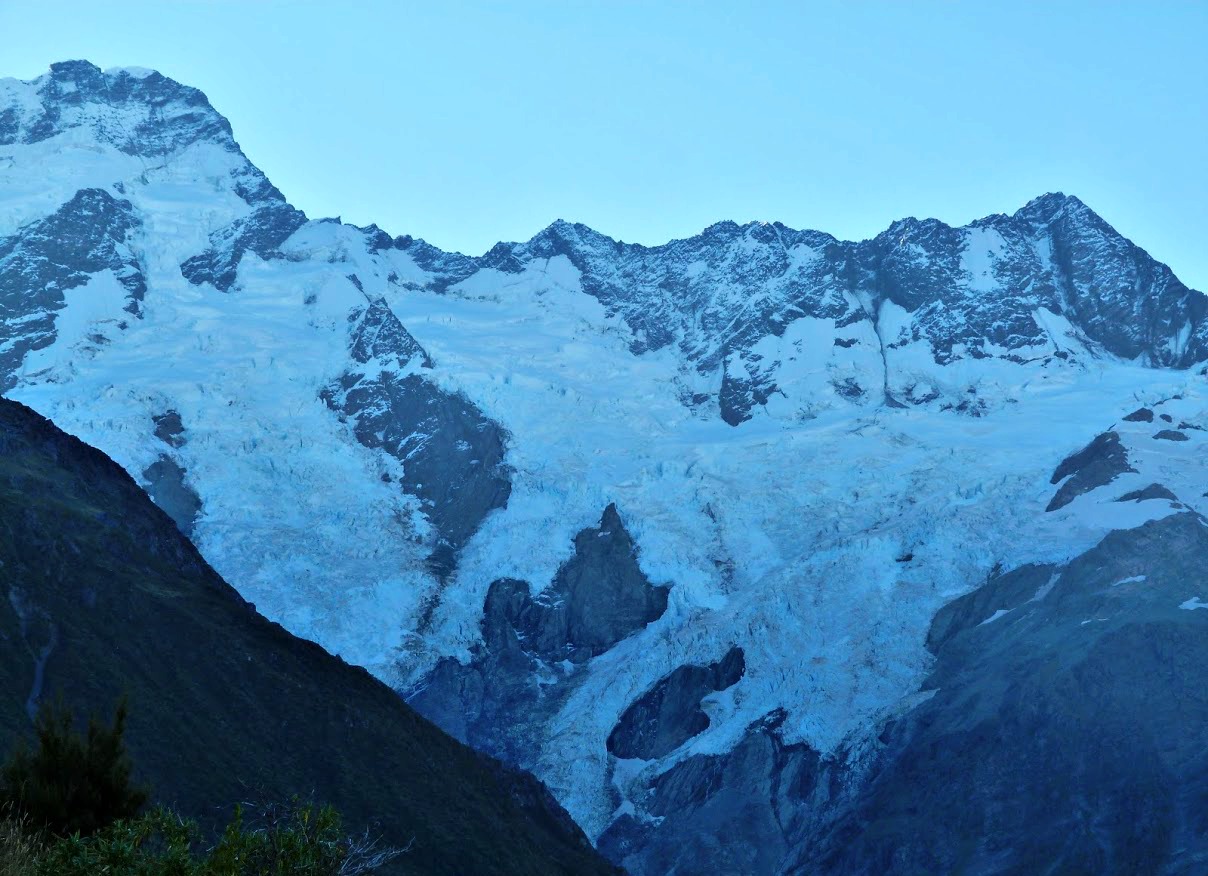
<box><xmin>533</xmin><ymin>217</ymin><xmax>591</xmax><ymax>245</ymax></box>
<box><xmin>881</xmin><ymin>215</ymin><xmax>953</xmax><ymax>237</ymax></box>
<box><xmin>46</xmin><ymin>58</ymin><xmax>104</xmax><ymax>82</ymax></box>
<box><xmin>520</xmin><ymin>218</ymin><xmax>620</xmax><ymax>261</ymax></box>
<box><xmin>1013</xmin><ymin>191</ymin><xmax>1091</xmax><ymax>225</ymax></box>
<box><xmin>0</xmin><ymin>59</ymin><xmax>234</xmax><ymax>160</ymax></box>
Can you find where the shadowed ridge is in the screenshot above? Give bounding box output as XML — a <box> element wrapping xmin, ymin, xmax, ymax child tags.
<box><xmin>0</xmin><ymin>396</ymin><xmax>618</xmax><ymax>876</ymax></box>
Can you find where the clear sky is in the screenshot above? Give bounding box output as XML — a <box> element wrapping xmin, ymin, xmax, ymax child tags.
<box><xmin>1</xmin><ymin>0</ymin><xmax>1205</xmax><ymax>288</ymax></box>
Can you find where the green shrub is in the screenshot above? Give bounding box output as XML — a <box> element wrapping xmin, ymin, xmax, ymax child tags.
<box><xmin>35</xmin><ymin>799</ymin><xmax>404</xmax><ymax>875</ymax></box>
<box><xmin>33</xmin><ymin>808</ymin><xmax>194</xmax><ymax>876</ymax></box>
<box><xmin>2</xmin><ymin>700</ymin><xmax>403</xmax><ymax>874</ymax></box>
<box><xmin>1</xmin><ymin>698</ymin><xmax>148</xmax><ymax>838</ymax></box>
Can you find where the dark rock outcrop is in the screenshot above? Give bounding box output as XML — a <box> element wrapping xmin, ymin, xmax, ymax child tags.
<box><xmin>925</xmin><ymin>562</ymin><xmax>1056</xmax><ymax>653</ymax></box>
<box><xmin>1154</xmin><ymin>429</ymin><xmax>1189</xmax><ymax>442</ymax></box>
<box><xmin>141</xmin><ymin>455</ymin><xmax>201</xmax><ymax>536</ymax></box>
<box><xmin>1116</xmin><ymin>483</ymin><xmax>1178</xmax><ymax>503</ymax></box>
<box><xmin>152</xmin><ymin>410</ymin><xmax>185</xmax><ymax>448</ymax></box>
<box><xmin>180</xmin><ymin>201</ymin><xmax>306</xmax><ymax>291</ymax></box>
<box><xmin>328</xmin><ymin>373</ymin><xmax>510</xmax><ymax>577</ymax></box>
<box><xmin>607</xmin><ymin>645</ymin><xmax>745</xmax><ymax>760</ymax></box>
<box><xmin>409</xmin><ymin>504</ymin><xmax>670</xmax><ymax>762</ymax></box>
<box><xmin>599</xmin><ymin>711</ymin><xmax>831</xmax><ymax>876</ymax></box>
<box><xmin>1123</xmin><ymin>407</ymin><xmax>1155</xmax><ymax>422</ymax></box>
<box><xmin>493</xmin><ymin>504</ymin><xmax>670</xmax><ymax>664</ymax></box>
<box><xmin>323</xmin><ymin>298</ymin><xmax>510</xmax><ymax>578</ymax></box>
<box><xmin>348</xmin><ymin>297</ymin><xmax>432</xmax><ymax>367</ymax></box>
<box><xmin>1046</xmin><ymin>431</ymin><xmax>1135</xmax><ymax>511</ymax></box>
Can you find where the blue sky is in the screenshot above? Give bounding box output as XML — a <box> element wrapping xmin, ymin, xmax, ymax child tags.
<box><xmin>2</xmin><ymin>0</ymin><xmax>1205</xmax><ymax>288</ymax></box>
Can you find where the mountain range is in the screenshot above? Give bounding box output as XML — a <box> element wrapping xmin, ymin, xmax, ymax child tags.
<box><xmin>3</xmin><ymin>59</ymin><xmax>1208</xmax><ymax>874</ymax></box>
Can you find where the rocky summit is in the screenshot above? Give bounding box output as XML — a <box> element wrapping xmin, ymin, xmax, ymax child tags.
<box><xmin>4</xmin><ymin>59</ymin><xmax>1208</xmax><ymax>874</ymax></box>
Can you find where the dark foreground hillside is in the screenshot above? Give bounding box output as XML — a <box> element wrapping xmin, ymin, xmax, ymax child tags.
<box><xmin>0</xmin><ymin>398</ymin><xmax>617</xmax><ymax>876</ymax></box>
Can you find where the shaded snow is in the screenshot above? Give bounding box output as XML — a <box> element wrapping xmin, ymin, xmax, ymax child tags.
<box><xmin>962</xmin><ymin>227</ymin><xmax>1006</xmax><ymax>292</ymax></box>
<box><xmin>978</xmin><ymin>608</ymin><xmax>1013</xmax><ymax>626</ymax></box>
<box><xmin>20</xmin><ymin>270</ymin><xmax>132</xmax><ymax>380</ymax></box>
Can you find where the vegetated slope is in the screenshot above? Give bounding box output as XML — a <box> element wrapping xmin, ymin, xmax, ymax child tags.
<box><xmin>0</xmin><ymin>397</ymin><xmax>616</xmax><ymax>876</ymax></box>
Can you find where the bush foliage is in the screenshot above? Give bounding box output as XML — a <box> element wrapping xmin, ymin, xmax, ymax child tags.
<box><xmin>0</xmin><ymin>700</ymin><xmax>402</xmax><ymax>875</ymax></box>
<box><xmin>2</xmin><ymin>698</ymin><xmax>147</xmax><ymax>838</ymax></box>
<box><xmin>28</xmin><ymin>800</ymin><xmax>403</xmax><ymax>875</ymax></box>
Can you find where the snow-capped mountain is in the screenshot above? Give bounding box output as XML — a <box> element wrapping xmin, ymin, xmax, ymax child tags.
<box><xmin>4</xmin><ymin>60</ymin><xmax>1208</xmax><ymax>873</ymax></box>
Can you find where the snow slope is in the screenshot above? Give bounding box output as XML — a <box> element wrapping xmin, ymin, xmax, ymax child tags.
<box><xmin>3</xmin><ymin>60</ymin><xmax>1207</xmax><ymax>871</ymax></box>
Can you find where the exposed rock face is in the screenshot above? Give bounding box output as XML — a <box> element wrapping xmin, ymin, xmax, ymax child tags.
<box><xmin>180</xmin><ymin>201</ymin><xmax>306</xmax><ymax>292</ymax></box>
<box><xmin>152</xmin><ymin>410</ymin><xmax>185</xmax><ymax>447</ymax></box>
<box><xmin>720</xmin><ymin>361</ymin><xmax>778</xmax><ymax>427</ymax></box>
<box><xmin>2</xmin><ymin>60</ymin><xmax>282</xmax><ymax>208</ymax></box>
<box><xmin>500</xmin><ymin>503</ymin><xmax>670</xmax><ymax>664</ymax></box>
<box><xmin>322</xmin><ymin>297</ymin><xmax>510</xmax><ymax>578</ymax></box>
<box><xmin>142</xmin><ymin>408</ymin><xmax>198</xmax><ymax>534</ymax></box>
<box><xmin>1154</xmin><ymin>429</ymin><xmax>1189</xmax><ymax>441</ymax></box>
<box><xmin>599</xmin><ymin>711</ymin><xmax>831</xmax><ymax>876</ymax></box>
<box><xmin>0</xmin><ymin>188</ymin><xmax>144</xmax><ymax>388</ymax></box>
<box><xmin>607</xmin><ymin>645</ymin><xmax>745</xmax><ymax>759</ymax></box>
<box><xmin>409</xmin><ymin>504</ymin><xmax>670</xmax><ymax>760</ymax></box>
<box><xmin>353</xmin><ymin>374</ymin><xmax>509</xmax><ymax>578</ymax></box>
<box><xmin>925</xmin><ymin>562</ymin><xmax>1058</xmax><ymax>653</ymax></box>
<box><xmin>2</xmin><ymin>61</ymin><xmax>235</xmax><ymax>155</ymax></box>
<box><xmin>1123</xmin><ymin>407</ymin><xmax>1155</xmax><ymax>422</ymax></box>
<box><xmin>141</xmin><ymin>455</ymin><xmax>201</xmax><ymax>536</ymax></box>
<box><xmin>347</xmin><ymin>297</ymin><xmax>432</xmax><ymax>367</ymax></box>
<box><xmin>1047</xmin><ymin>430</ymin><xmax>1135</xmax><ymax>511</ymax></box>
<box><xmin>1117</xmin><ymin>483</ymin><xmax>1178</xmax><ymax>503</ymax></box>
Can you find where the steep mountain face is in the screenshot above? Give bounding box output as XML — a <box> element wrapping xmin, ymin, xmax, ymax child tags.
<box><xmin>805</xmin><ymin>509</ymin><xmax>1208</xmax><ymax>875</ymax></box>
<box><xmin>0</xmin><ymin>187</ymin><xmax>144</xmax><ymax>386</ymax></box>
<box><xmin>3</xmin><ymin>59</ymin><xmax>1208</xmax><ymax>875</ymax></box>
<box><xmin>603</xmin><ymin>401</ymin><xmax>1208</xmax><ymax>874</ymax></box>
<box><xmin>0</xmin><ymin>396</ymin><xmax>616</xmax><ymax>876</ymax></box>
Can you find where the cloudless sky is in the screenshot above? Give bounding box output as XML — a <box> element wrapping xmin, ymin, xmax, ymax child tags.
<box><xmin>1</xmin><ymin>0</ymin><xmax>1205</xmax><ymax>288</ymax></box>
